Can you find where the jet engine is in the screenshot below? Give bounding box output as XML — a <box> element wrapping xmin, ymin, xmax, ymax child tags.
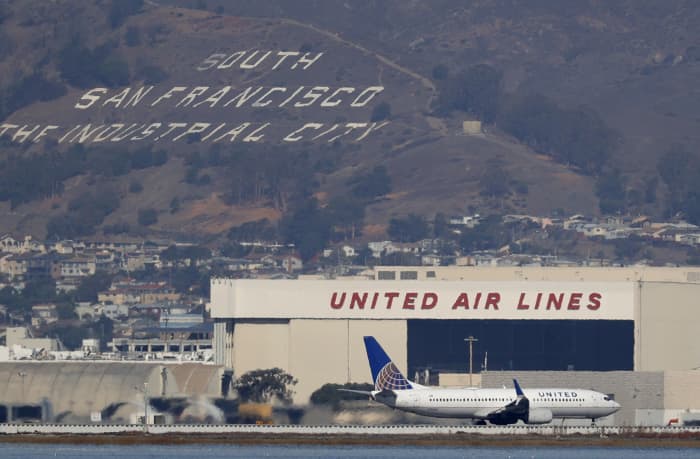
<box><xmin>526</xmin><ymin>408</ymin><xmax>553</xmax><ymax>424</ymax></box>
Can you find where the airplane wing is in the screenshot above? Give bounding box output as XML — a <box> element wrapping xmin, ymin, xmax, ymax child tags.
<box><xmin>475</xmin><ymin>379</ymin><xmax>530</xmax><ymax>424</ymax></box>
<box><xmin>337</xmin><ymin>389</ymin><xmax>374</xmax><ymax>396</ymax></box>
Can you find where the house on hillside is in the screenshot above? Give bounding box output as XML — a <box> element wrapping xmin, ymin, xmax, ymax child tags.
<box><xmin>448</xmin><ymin>214</ymin><xmax>480</xmax><ymax>228</ymax></box>
<box><xmin>0</xmin><ymin>234</ymin><xmax>45</xmax><ymax>254</ymax></box>
<box><xmin>31</xmin><ymin>303</ymin><xmax>58</xmax><ymax>327</ymax></box>
<box><xmin>0</xmin><ymin>254</ymin><xmax>30</xmax><ymax>280</ymax></box>
<box><xmin>58</xmin><ymin>257</ymin><xmax>96</xmax><ymax>278</ymax></box>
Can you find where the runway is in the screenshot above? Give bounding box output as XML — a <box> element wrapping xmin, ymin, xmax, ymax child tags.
<box><xmin>1</xmin><ymin>423</ymin><xmax>700</xmax><ymax>439</ymax></box>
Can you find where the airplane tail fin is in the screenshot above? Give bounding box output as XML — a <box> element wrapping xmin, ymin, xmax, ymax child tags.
<box><xmin>363</xmin><ymin>336</ymin><xmax>413</xmax><ymax>391</ymax></box>
<box><xmin>513</xmin><ymin>378</ymin><xmax>524</xmax><ymax>397</ymax></box>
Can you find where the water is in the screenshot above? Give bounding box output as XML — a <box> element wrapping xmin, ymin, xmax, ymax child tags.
<box><xmin>2</xmin><ymin>444</ymin><xmax>700</xmax><ymax>459</ymax></box>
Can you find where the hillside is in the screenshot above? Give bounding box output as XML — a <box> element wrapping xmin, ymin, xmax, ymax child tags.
<box><xmin>0</xmin><ymin>0</ymin><xmax>699</xmax><ymax>244</ymax></box>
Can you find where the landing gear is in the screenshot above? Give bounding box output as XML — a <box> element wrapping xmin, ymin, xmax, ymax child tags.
<box><xmin>591</xmin><ymin>418</ymin><xmax>597</xmax><ymax>426</ymax></box>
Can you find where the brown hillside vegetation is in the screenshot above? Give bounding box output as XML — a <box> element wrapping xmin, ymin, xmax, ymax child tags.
<box><xmin>0</xmin><ymin>1</ymin><xmax>699</xmax><ymax>240</ymax></box>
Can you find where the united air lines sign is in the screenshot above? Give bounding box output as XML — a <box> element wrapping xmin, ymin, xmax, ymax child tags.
<box><xmin>0</xmin><ymin>50</ymin><xmax>388</xmax><ymax>145</ymax></box>
<box><xmin>210</xmin><ymin>279</ymin><xmax>635</xmax><ymax>320</ymax></box>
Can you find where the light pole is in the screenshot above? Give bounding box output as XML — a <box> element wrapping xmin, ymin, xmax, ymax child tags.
<box><xmin>18</xmin><ymin>371</ymin><xmax>27</xmax><ymax>401</ymax></box>
<box><xmin>464</xmin><ymin>336</ymin><xmax>478</xmax><ymax>387</ymax></box>
<box><xmin>143</xmin><ymin>382</ymin><xmax>149</xmax><ymax>431</ymax></box>
<box><xmin>135</xmin><ymin>382</ymin><xmax>149</xmax><ymax>431</ymax></box>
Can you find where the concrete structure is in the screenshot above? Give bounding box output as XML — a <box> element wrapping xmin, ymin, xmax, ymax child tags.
<box><xmin>482</xmin><ymin>370</ymin><xmax>700</xmax><ymax>427</ymax></box>
<box><xmin>210</xmin><ymin>266</ymin><xmax>700</xmax><ymax>425</ymax></box>
<box><xmin>2</xmin><ymin>423</ymin><xmax>700</xmax><ymax>435</ymax></box>
<box><xmin>0</xmin><ymin>362</ymin><xmax>224</xmax><ymax>423</ymax></box>
<box><xmin>462</xmin><ymin>120</ymin><xmax>483</xmax><ymax>136</ymax></box>
<box><xmin>6</xmin><ymin>327</ymin><xmax>59</xmax><ymax>352</ymax></box>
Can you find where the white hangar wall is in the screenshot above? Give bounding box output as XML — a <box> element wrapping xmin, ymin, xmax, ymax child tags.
<box><xmin>228</xmin><ymin>319</ymin><xmax>406</xmax><ymax>403</ymax></box>
<box><xmin>210</xmin><ymin>268</ymin><xmax>700</xmax><ymax>404</ymax></box>
<box><xmin>637</xmin><ymin>282</ymin><xmax>700</xmax><ymax>371</ymax></box>
<box><xmin>211</xmin><ymin>279</ymin><xmax>635</xmax><ymax>320</ymax></box>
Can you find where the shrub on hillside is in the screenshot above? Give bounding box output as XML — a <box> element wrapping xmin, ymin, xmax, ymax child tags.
<box><xmin>138</xmin><ymin>208</ymin><xmax>158</xmax><ymax>226</ymax></box>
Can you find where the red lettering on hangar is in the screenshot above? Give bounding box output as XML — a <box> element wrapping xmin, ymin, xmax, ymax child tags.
<box><xmin>516</xmin><ymin>292</ymin><xmax>602</xmax><ymax>311</ymax></box>
<box><xmin>330</xmin><ymin>292</ymin><xmax>438</xmax><ymax>310</ymax></box>
<box><xmin>451</xmin><ymin>292</ymin><xmax>500</xmax><ymax>310</ymax></box>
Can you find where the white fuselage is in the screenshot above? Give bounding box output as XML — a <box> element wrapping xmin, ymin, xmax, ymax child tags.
<box><xmin>378</xmin><ymin>387</ymin><xmax>619</xmax><ymax>420</ymax></box>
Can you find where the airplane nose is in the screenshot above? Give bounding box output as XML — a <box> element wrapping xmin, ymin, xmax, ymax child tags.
<box><xmin>612</xmin><ymin>401</ymin><xmax>621</xmax><ymax>411</ymax></box>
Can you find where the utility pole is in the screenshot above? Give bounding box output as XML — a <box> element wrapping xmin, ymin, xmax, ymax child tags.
<box><xmin>143</xmin><ymin>382</ymin><xmax>149</xmax><ymax>432</ymax></box>
<box><xmin>18</xmin><ymin>371</ymin><xmax>27</xmax><ymax>401</ymax></box>
<box><xmin>464</xmin><ymin>336</ymin><xmax>478</xmax><ymax>387</ymax></box>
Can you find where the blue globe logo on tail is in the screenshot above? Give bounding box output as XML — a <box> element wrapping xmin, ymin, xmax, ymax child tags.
<box><xmin>364</xmin><ymin>336</ymin><xmax>412</xmax><ymax>391</ymax></box>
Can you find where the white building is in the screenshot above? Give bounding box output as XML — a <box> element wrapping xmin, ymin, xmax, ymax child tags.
<box><xmin>210</xmin><ymin>266</ymin><xmax>700</xmax><ymax>425</ymax></box>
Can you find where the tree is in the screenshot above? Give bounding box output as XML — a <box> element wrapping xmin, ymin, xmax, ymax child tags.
<box><xmin>499</xmin><ymin>93</ymin><xmax>615</xmax><ymax>174</ymax></box>
<box><xmin>459</xmin><ymin>215</ymin><xmax>509</xmax><ymax>252</ymax></box>
<box><xmin>595</xmin><ymin>169</ymin><xmax>626</xmax><ymax>214</ymax></box>
<box><xmin>160</xmin><ymin>245</ymin><xmax>211</xmax><ymax>264</ymax></box>
<box><xmin>138</xmin><ymin>208</ymin><xmax>158</xmax><ymax>226</ymax></box>
<box><xmin>228</xmin><ymin>219</ymin><xmax>278</xmax><ymax>242</ymax></box>
<box><xmin>432</xmin><ymin>212</ymin><xmax>449</xmax><ymax>238</ymax></box>
<box><xmin>438</xmin><ymin>64</ymin><xmax>503</xmax><ymax>122</ymax></box>
<box><xmin>170</xmin><ymin>197</ymin><xmax>181</xmax><ymax>214</ymax></box>
<box><xmin>109</xmin><ymin>0</ymin><xmax>144</xmax><ymax>28</ymax></box>
<box><xmin>657</xmin><ymin>145</ymin><xmax>699</xmax><ymax>215</ymax></box>
<box><xmin>432</xmin><ymin>64</ymin><xmax>448</xmax><ymax>81</ymax></box>
<box><xmin>125</xmin><ymin>26</ymin><xmax>141</xmax><ymax>47</ymax></box>
<box><xmin>280</xmin><ymin>199</ymin><xmax>332</xmax><ymax>261</ymax></box>
<box><xmin>233</xmin><ymin>368</ymin><xmax>297</xmax><ymax>404</ymax></box>
<box><xmin>370</xmin><ymin>102</ymin><xmax>391</xmax><ymax>122</ymax></box>
<box><xmin>47</xmin><ymin>324</ymin><xmax>89</xmax><ymax>350</ymax></box>
<box><xmin>348</xmin><ymin>165</ymin><xmax>392</xmax><ymax>200</ymax></box>
<box><xmin>327</xmin><ymin>196</ymin><xmax>365</xmax><ymax>240</ymax></box>
<box><xmin>387</xmin><ymin>214</ymin><xmax>429</xmax><ymax>242</ymax></box>
<box><xmin>74</xmin><ymin>272</ymin><xmax>113</xmax><ymax>303</ymax></box>
<box><xmin>56</xmin><ymin>302</ymin><xmax>77</xmax><ymax>320</ymax></box>
<box><xmin>479</xmin><ymin>158</ymin><xmax>511</xmax><ymax>198</ymax></box>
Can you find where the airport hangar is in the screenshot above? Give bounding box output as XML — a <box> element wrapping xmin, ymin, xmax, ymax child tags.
<box><xmin>211</xmin><ymin>266</ymin><xmax>700</xmax><ymax>425</ymax></box>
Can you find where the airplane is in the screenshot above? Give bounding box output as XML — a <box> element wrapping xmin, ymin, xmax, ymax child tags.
<box><xmin>347</xmin><ymin>336</ymin><xmax>620</xmax><ymax>425</ymax></box>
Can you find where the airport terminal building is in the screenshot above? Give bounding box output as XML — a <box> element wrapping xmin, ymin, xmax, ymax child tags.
<box><xmin>211</xmin><ymin>267</ymin><xmax>700</xmax><ymax>424</ymax></box>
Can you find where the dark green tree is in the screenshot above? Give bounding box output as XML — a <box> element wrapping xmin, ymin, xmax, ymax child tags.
<box><xmin>479</xmin><ymin>159</ymin><xmax>511</xmax><ymax>198</ymax></box>
<box><xmin>595</xmin><ymin>169</ymin><xmax>626</xmax><ymax>214</ymax></box>
<box><xmin>459</xmin><ymin>215</ymin><xmax>510</xmax><ymax>252</ymax></box>
<box><xmin>109</xmin><ymin>0</ymin><xmax>144</xmax><ymax>28</ymax></box>
<box><xmin>657</xmin><ymin>145</ymin><xmax>698</xmax><ymax>215</ymax></box>
<box><xmin>370</xmin><ymin>102</ymin><xmax>391</xmax><ymax>122</ymax></box>
<box><xmin>47</xmin><ymin>324</ymin><xmax>89</xmax><ymax>350</ymax></box>
<box><xmin>387</xmin><ymin>214</ymin><xmax>429</xmax><ymax>242</ymax></box>
<box><xmin>280</xmin><ymin>199</ymin><xmax>331</xmax><ymax>261</ymax></box>
<box><xmin>74</xmin><ymin>272</ymin><xmax>113</xmax><ymax>303</ymax></box>
<box><xmin>228</xmin><ymin>219</ymin><xmax>278</xmax><ymax>242</ymax></box>
<box><xmin>56</xmin><ymin>302</ymin><xmax>77</xmax><ymax>320</ymax></box>
<box><xmin>432</xmin><ymin>212</ymin><xmax>450</xmax><ymax>238</ymax></box>
<box><xmin>432</xmin><ymin>64</ymin><xmax>448</xmax><ymax>80</ymax></box>
<box><xmin>233</xmin><ymin>368</ymin><xmax>297</xmax><ymax>404</ymax></box>
<box><xmin>348</xmin><ymin>165</ymin><xmax>391</xmax><ymax>200</ymax></box>
<box><xmin>125</xmin><ymin>26</ymin><xmax>141</xmax><ymax>47</ymax></box>
<box><xmin>138</xmin><ymin>208</ymin><xmax>158</xmax><ymax>226</ymax></box>
<box><xmin>23</xmin><ymin>278</ymin><xmax>57</xmax><ymax>304</ymax></box>
<box><xmin>327</xmin><ymin>196</ymin><xmax>365</xmax><ymax>240</ymax></box>
<box><xmin>438</xmin><ymin>64</ymin><xmax>502</xmax><ymax>122</ymax></box>
<box><xmin>170</xmin><ymin>197</ymin><xmax>181</xmax><ymax>214</ymax></box>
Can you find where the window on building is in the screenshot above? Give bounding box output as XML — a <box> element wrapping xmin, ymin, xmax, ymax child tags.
<box><xmin>426</xmin><ymin>271</ymin><xmax>436</xmax><ymax>278</ymax></box>
<box><xmin>377</xmin><ymin>271</ymin><xmax>396</xmax><ymax>280</ymax></box>
<box><xmin>400</xmin><ymin>271</ymin><xmax>418</xmax><ymax>280</ymax></box>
